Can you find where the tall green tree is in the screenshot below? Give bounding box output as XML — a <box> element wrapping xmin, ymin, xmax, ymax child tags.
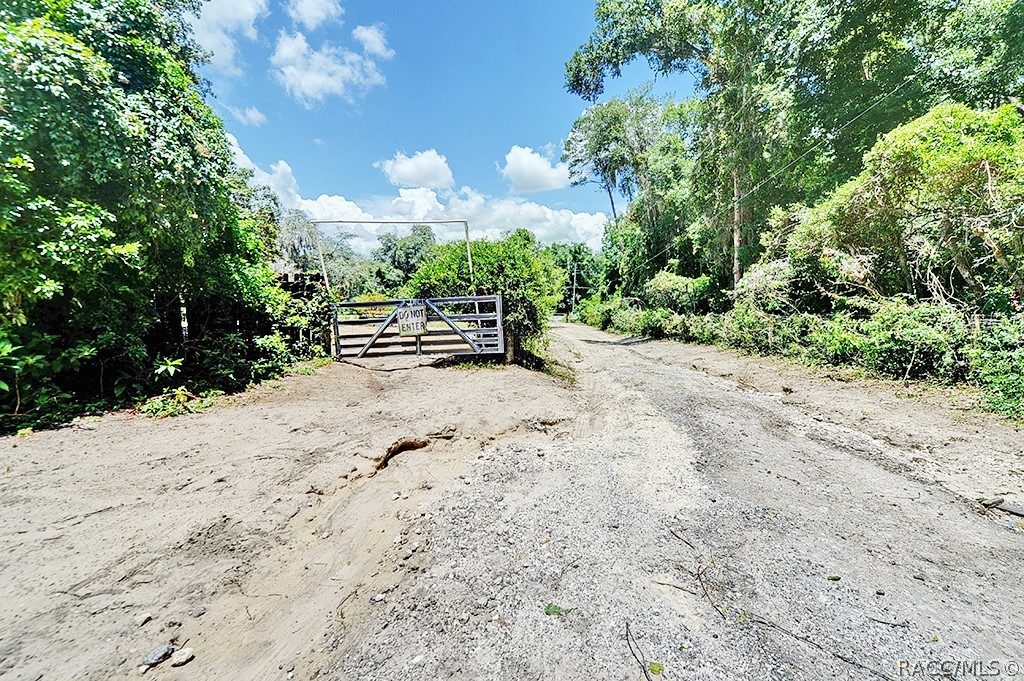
<box><xmin>1</xmin><ymin>0</ymin><xmax>287</xmax><ymax>425</ymax></box>
<box><xmin>567</xmin><ymin>0</ymin><xmax>784</xmax><ymax>287</ymax></box>
<box><xmin>566</xmin><ymin>0</ymin><xmax>1024</xmax><ymax>291</ymax></box>
<box><xmin>563</xmin><ymin>87</ymin><xmax>663</xmax><ymax>219</ymax></box>
<box><xmin>373</xmin><ymin>225</ymin><xmax>436</xmax><ymax>280</ymax></box>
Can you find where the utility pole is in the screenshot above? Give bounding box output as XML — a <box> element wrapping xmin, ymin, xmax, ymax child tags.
<box><xmin>566</xmin><ymin>262</ymin><xmax>578</xmax><ymax>323</ymax></box>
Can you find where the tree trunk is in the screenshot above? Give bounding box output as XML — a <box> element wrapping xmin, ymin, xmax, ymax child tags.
<box><xmin>606</xmin><ymin>186</ymin><xmax>618</xmax><ymax>221</ymax></box>
<box><xmin>896</xmin><ymin>238</ymin><xmax>915</xmax><ymax>297</ymax></box>
<box><xmin>732</xmin><ymin>166</ymin><xmax>743</xmax><ymax>288</ymax></box>
<box><xmin>941</xmin><ymin>220</ymin><xmax>984</xmax><ymax>299</ymax></box>
<box><xmin>977</xmin><ymin>228</ymin><xmax>1024</xmax><ymax>300</ymax></box>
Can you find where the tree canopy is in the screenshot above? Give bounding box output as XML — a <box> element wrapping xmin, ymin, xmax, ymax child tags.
<box><xmin>1</xmin><ymin>0</ymin><xmax>287</xmax><ymax>425</ymax></box>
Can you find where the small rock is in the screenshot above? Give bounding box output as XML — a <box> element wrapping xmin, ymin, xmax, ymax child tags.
<box><xmin>190</xmin><ymin>607</ymin><xmax>206</xmax><ymax>618</ymax></box>
<box><xmin>134</xmin><ymin>613</ymin><xmax>153</xmax><ymax>627</ymax></box>
<box><xmin>391</xmin><ymin>493</ymin><xmax>401</xmax><ymax>501</ymax></box>
<box><xmin>142</xmin><ymin>644</ymin><xmax>174</xmax><ymax>668</ymax></box>
<box><xmin>170</xmin><ymin>648</ymin><xmax>194</xmax><ymax>667</ymax></box>
<box><xmin>166</xmin><ymin>618</ymin><xmax>182</xmax><ymax>627</ymax></box>
<box><xmin>371</xmin><ymin>593</ymin><xmax>386</xmax><ymax>603</ymax></box>
<box><xmin>494</xmin><ymin>494</ymin><xmax>504</xmax><ymax>502</ymax></box>
<box><xmin>459</xmin><ymin>612</ymin><xmax>470</xmax><ymax>623</ymax></box>
<box><xmin>475</xmin><ymin>597</ymin><xmax>488</xmax><ymax>608</ymax></box>
<box><xmin>876</xmin><ymin>590</ymin><xmax>885</xmax><ymax>596</ymax></box>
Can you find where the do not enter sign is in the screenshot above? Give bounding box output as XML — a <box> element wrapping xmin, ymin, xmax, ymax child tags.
<box><xmin>397</xmin><ymin>305</ymin><xmax>428</xmax><ymax>336</ymax></box>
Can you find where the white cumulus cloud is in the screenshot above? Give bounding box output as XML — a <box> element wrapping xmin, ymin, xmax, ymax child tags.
<box><xmin>227</xmin><ymin>136</ymin><xmax>607</xmax><ymax>254</ymax></box>
<box><xmin>286</xmin><ymin>0</ymin><xmax>344</xmax><ymax>30</ymax></box>
<box><xmin>447</xmin><ymin>188</ymin><xmax>606</xmax><ymax>247</ymax></box>
<box><xmin>352</xmin><ymin>24</ymin><xmax>395</xmax><ymax>59</ymax></box>
<box><xmin>228</xmin><ymin>105</ymin><xmax>268</xmax><ymax>127</ymax></box>
<box><xmin>228</xmin><ymin>134</ymin><xmax>303</xmax><ymax>209</ymax></box>
<box><xmin>499</xmin><ymin>145</ymin><xmax>571</xmax><ymax>193</ymax></box>
<box><xmin>189</xmin><ymin>0</ymin><xmax>268</xmax><ymax>75</ymax></box>
<box><xmin>271</xmin><ymin>30</ymin><xmax>391</xmax><ymax>107</ymax></box>
<box><xmin>375</xmin><ymin>150</ymin><xmax>455</xmax><ymax>190</ymax></box>
<box><xmin>389</xmin><ymin>188</ymin><xmax>447</xmax><ymax>220</ymax></box>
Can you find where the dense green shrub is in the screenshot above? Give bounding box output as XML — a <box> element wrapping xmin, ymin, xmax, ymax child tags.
<box><xmin>577</xmin><ymin>291</ymin><xmax>1024</xmax><ymax>417</ymax></box>
<box><xmin>0</xmin><ymin>1</ymin><xmax>290</xmax><ymax>430</ymax></box>
<box><xmin>966</xmin><ymin>315</ymin><xmax>1024</xmax><ymax>416</ymax></box>
<box><xmin>685</xmin><ymin>314</ymin><xmax>723</xmax><ymax>346</ymax></box>
<box><xmin>609</xmin><ymin>303</ymin><xmax>643</xmax><ymax>335</ymax></box>
<box><xmin>577</xmin><ymin>295</ymin><xmax>617</xmax><ymax>330</ymax></box>
<box><xmin>732</xmin><ymin>261</ymin><xmax>795</xmax><ymax>313</ymax></box>
<box><xmin>185</xmin><ymin>332</ymin><xmax>291</xmax><ymax>394</ymax></box>
<box><xmin>636</xmin><ymin>308</ymin><xmax>672</xmax><ymax>338</ymax></box>
<box><xmin>644</xmin><ymin>271</ymin><xmax>714</xmax><ymax>313</ymax></box>
<box><xmin>404</xmin><ymin>229</ymin><xmax>564</xmax><ymax>361</ymax></box>
<box><xmin>660</xmin><ymin>312</ymin><xmax>688</xmax><ymax>339</ymax></box>
<box><xmin>805</xmin><ymin>313</ymin><xmax>863</xmax><ymax>365</ymax></box>
<box><xmin>786</xmin><ymin>104</ymin><xmax>1024</xmax><ymax>307</ymax></box>
<box><xmin>859</xmin><ymin>301</ymin><xmax>969</xmax><ymax>380</ymax></box>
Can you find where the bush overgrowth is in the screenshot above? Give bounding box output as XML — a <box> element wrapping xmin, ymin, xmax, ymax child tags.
<box><xmin>404</xmin><ymin>229</ymin><xmax>565</xmax><ymax>361</ymax></box>
<box><xmin>0</xmin><ymin>1</ymin><xmax>291</xmax><ymax>431</ymax></box>
<box><xmin>588</xmin><ymin>296</ymin><xmax>1024</xmax><ymax>418</ymax></box>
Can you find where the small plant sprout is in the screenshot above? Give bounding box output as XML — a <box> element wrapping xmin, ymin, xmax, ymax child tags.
<box><xmin>153</xmin><ymin>357</ymin><xmax>184</xmax><ymax>378</ymax></box>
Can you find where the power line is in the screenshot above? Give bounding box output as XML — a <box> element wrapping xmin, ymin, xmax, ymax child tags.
<box><xmin>613</xmin><ymin>67</ymin><xmax>925</xmax><ymax>280</ymax></box>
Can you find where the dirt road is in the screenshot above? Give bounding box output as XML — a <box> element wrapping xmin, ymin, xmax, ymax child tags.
<box><xmin>2</xmin><ymin>322</ymin><xmax>1022</xmax><ymax>680</ymax></box>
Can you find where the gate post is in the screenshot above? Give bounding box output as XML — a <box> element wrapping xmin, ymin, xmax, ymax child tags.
<box><xmin>495</xmin><ymin>295</ymin><xmax>507</xmax><ymax>362</ymax></box>
<box><xmin>331</xmin><ymin>304</ymin><xmax>341</xmax><ymax>358</ymax></box>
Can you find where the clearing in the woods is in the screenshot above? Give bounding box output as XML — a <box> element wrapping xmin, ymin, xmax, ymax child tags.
<box><xmin>2</xmin><ymin>322</ymin><xmax>1022</xmax><ymax>680</ymax></box>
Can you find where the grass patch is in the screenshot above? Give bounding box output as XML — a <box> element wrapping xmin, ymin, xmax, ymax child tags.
<box><xmin>544</xmin><ymin>603</ymin><xmax>572</xmax><ymax>616</ymax></box>
<box><xmin>137</xmin><ymin>388</ymin><xmax>223</xmax><ymax>418</ymax></box>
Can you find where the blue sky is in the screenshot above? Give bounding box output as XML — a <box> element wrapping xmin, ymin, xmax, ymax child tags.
<box><xmin>191</xmin><ymin>0</ymin><xmax>694</xmax><ymax>253</ymax></box>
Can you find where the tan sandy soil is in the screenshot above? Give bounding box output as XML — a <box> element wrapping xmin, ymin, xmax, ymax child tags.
<box><xmin>1</xmin><ymin>322</ymin><xmax>1021</xmax><ymax>680</ymax></box>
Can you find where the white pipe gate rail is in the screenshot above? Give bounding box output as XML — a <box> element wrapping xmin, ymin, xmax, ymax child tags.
<box><xmin>331</xmin><ymin>296</ymin><xmax>505</xmax><ymax>359</ymax></box>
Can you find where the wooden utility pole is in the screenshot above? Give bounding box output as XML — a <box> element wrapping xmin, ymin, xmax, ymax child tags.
<box><xmin>570</xmin><ymin>262</ymin><xmax>578</xmax><ymax>321</ymax></box>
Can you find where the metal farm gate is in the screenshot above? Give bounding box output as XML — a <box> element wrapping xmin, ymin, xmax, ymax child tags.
<box><xmin>331</xmin><ymin>296</ymin><xmax>505</xmax><ymax>359</ymax></box>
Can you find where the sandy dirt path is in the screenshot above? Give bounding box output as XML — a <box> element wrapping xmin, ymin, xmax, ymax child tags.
<box><xmin>1</xmin><ymin>322</ymin><xmax>1022</xmax><ymax>680</ymax></box>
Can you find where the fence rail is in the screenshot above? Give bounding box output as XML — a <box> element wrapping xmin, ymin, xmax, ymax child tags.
<box><xmin>331</xmin><ymin>295</ymin><xmax>504</xmax><ymax>359</ymax></box>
